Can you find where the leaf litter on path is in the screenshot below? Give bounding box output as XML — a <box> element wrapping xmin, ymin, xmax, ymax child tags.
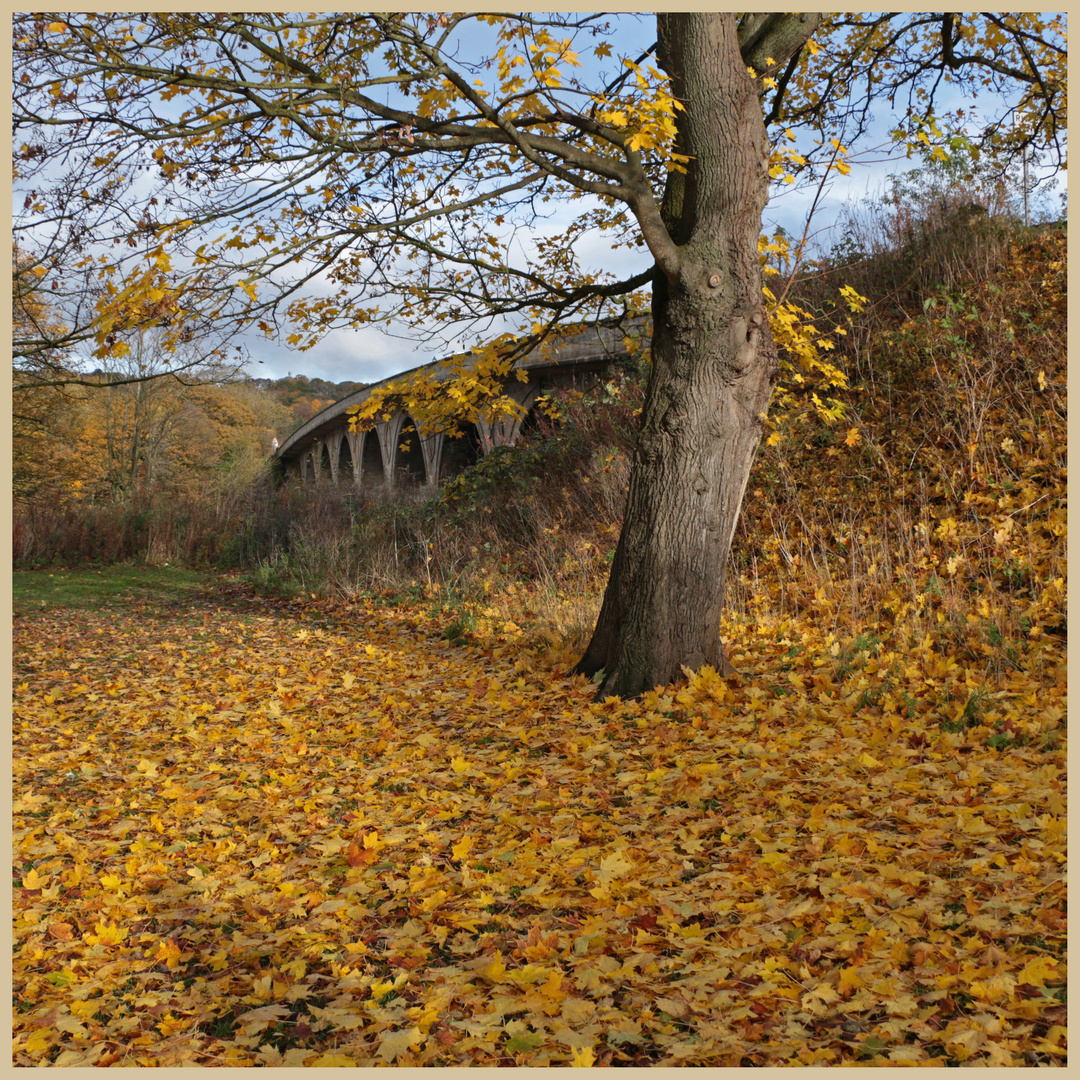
<box><xmin>13</xmin><ymin>590</ymin><xmax>1065</xmax><ymax>1066</ymax></box>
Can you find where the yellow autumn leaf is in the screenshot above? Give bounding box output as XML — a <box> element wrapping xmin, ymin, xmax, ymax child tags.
<box><xmin>654</xmin><ymin>995</ymin><xmax>690</xmax><ymax>1019</ymax></box>
<box><xmin>88</xmin><ymin>921</ymin><xmax>128</xmax><ymax>945</ymax></box>
<box><xmin>157</xmin><ymin>1012</ymin><xmax>187</xmax><ymax>1035</ymax></box>
<box><xmin>801</xmin><ymin>984</ymin><xmax>841</xmax><ymax>1014</ymax></box>
<box><xmin>153</xmin><ymin>937</ymin><xmax>183</xmax><ymax>968</ymax></box>
<box><xmin>570</xmin><ymin>1044</ymin><xmax>596</xmax><ymax>1067</ymax></box>
<box><xmin>309</xmin><ymin>1052</ymin><xmax>359</xmax><ymax>1066</ymax></box>
<box><xmin>479</xmin><ymin>950</ymin><xmax>507</xmax><ymax>982</ymax></box>
<box><xmin>23</xmin><ymin>1028</ymin><xmax>54</xmax><ymax>1055</ymax></box>
<box><xmin>376</xmin><ymin>1027</ymin><xmax>425</xmax><ymax>1062</ymax></box>
<box><xmin>21</xmin><ymin>868</ymin><xmax>47</xmax><ymax>889</ymax></box>
<box><xmin>1016</xmin><ymin>956</ymin><xmax>1060</xmax><ymax>987</ymax></box>
<box><xmin>597</xmin><ymin>848</ymin><xmax>634</xmax><ymax>882</ymax></box>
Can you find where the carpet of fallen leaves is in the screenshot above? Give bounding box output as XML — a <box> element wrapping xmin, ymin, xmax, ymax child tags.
<box><xmin>12</xmin><ymin>582</ymin><xmax>1066</xmax><ymax>1067</ymax></box>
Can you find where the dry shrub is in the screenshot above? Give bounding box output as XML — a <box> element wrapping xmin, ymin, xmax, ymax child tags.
<box><xmin>730</xmin><ymin>225</ymin><xmax>1066</xmax><ymax>677</ymax></box>
<box><xmin>788</xmin><ymin>151</ymin><xmax>1062</xmax><ymax>391</ymax></box>
<box><xmin>12</xmin><ymin>467</ymin><xmax>290</xmax><ymax>570</ymax></box>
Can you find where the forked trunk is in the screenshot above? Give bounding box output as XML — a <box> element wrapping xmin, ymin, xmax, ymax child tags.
<box><xmin>574</xmin><ymin>13</ymin><xmax>780</xmax><ymax>699</ymax></box>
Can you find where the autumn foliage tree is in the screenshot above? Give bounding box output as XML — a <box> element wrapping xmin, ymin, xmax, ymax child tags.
<box><xmin>13</xmin><ymin>246</ymin><xmax>78</xmax><ymax>500</ymax></box>
<box><xmin>13</xmin><ymin>12</ymin><xmax>1066</xmax><ymax>696</ymax></box>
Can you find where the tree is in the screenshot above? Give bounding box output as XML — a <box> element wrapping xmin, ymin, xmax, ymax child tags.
<box><xmin>12</xmin><ymin>245</ymin><xmax>79</xmax><ymax>501</ymax></box>
<box><xmin>13</xmin><ymin>13</ymin><xmax>1066</xmax><ymax>696</ymax></box>
<box><xmin>15</xmin><ymin>237</ymin><xmax>262</xmax><ymax>503</ymax></box>
<box><xmin>91</xmin><ymin>327</ymin><xmax>221</xmax><ymax>499</ymax></box>
<box><xmin>13</xmin><ymin>223</ymin><xmax>248</xmax><ymax>394</ymax></box>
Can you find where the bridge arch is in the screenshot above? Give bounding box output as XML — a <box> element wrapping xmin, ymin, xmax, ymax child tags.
<box><xmin>337</xmin><ymin>430</ymin><xmax>353</xmax><ymax>484</ymax></box>
<box><xmin>357</xmin><ymin>428</ymin><xmax>386</xmax><ymax>490</ymax></box>
<box><xmin>476</xmin><ymin>384</ymin><xmax>541</xmax><ymax>453</ymax></box>
<box><xmin>517</xmin><ymin>401</ymin><xmax>547</xmax><ymax>444</ymax></box>
<box><xmin>440</xmin><ymin>422</ymin><xmax>481</xmax><ymax>480</ymax></box>
<box><xmin>391</xmin><ymin>415</ymin><xmax>428</xmax><ymax>487</ymax></box>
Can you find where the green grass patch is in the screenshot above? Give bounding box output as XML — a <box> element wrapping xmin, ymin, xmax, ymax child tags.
<box><xmin>13</xmin><ymin>564</ymin><xmax>212</xmax><ymax>617</ymax></box>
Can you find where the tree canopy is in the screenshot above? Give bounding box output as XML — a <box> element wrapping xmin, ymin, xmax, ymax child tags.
<box><xmin>13</xmin><ymin>12</ymin><xmax>1065</xmax><ymax>373</ymax></box>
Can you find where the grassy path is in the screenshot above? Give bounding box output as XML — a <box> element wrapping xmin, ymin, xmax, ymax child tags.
<box><xmin>13</xmin><ymin>568</ymin><xmax>1066</xmax><ymax>1066</ymax></box>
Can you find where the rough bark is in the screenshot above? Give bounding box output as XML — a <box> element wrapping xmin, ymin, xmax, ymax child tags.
<box><xmin>574</xmin><ymin>14</ymin><xmax>785</xmax><ymax>699</ymax></box>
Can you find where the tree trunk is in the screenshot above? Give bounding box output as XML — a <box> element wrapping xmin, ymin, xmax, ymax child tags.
<box><xmin>574</xmin><ymin>13</ymin><xmax>779</xmax><ymax>699</ymax></box>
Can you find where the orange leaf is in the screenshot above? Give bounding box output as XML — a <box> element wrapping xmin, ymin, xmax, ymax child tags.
<box><xmin>153</xmin><ymin>937</ymin><xmax>182</xmax><ymax>969</ymax></box>
<box><xmin>345</xmin><ymin>842</ymin><xmax>372</xmax><ymax>867</ymax></box>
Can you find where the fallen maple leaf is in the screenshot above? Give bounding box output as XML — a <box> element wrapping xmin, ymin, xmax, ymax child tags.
<box><xmin>21</xmin><ymin>868</ymin><xmax>47</xmax><ymax>890</ymax></box>
<box><xmin>377</xmin><ymin>1026</ymin><xmax>425</xmax><ymax>1062</ymax></box>
<box><xmin>152</xmin><ymin>937</ymin><xmax>182</xmax><ymax>969</ymax></box>
<box><xmin>309</xmin><ymin>1052</ymin><xmax>358</xmax><ymax>1066</ymax></box>
<box><xmin>570</xmin><ymin>1044</ymin><xmax>596</xmax><ymax>1066</ymax></box>
<box><xmin>597</xmin><ymin>848</ymin><xmax>634</xmax><ymax>883</ymax></box>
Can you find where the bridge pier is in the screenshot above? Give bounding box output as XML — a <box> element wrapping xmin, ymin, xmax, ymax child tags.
<box><xmin>324</xmin><ymin>438</ymin><xmax>338</xmax><ymax>484</ymax></box>
<box><xmin>475</xmin><ymin>384</ymin><xmax>539</xmax><ymax>453</ymax></box>
<box><xmin>292</xmin><ymin>398</ymin><xmax>545</xmax><ymax>492</ymax></box>
<box><xmin>418</xmin><ymin>428</ymin><xmax>445</xmax><ymax>488</ymax></box>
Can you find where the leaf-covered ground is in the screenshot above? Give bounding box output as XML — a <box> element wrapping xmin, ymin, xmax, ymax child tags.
<box><xmin>13</xmin><ymin>580</ymin><xmax>1065</xmax><ymax>1066</ymax></box>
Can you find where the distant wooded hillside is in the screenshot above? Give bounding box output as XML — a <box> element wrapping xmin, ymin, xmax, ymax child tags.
<box><xmin>251</xmin><ymin>374</ymin><xmax>368</xmax><ymax>430</ymax></box>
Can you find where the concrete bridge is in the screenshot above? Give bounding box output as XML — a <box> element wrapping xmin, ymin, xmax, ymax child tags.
<box><xmin>273</xmin><ymin>320</ymin><xmax>643</xmax><ymax>492</ymax></box>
